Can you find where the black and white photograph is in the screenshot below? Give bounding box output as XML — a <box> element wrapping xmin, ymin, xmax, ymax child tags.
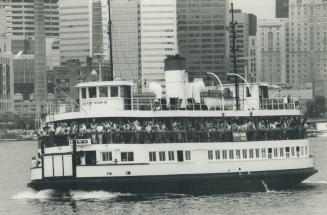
<box><xmin>0</xmin><ymin>0</ymin><xmax>326</xmax><ymax>214</ymax></box>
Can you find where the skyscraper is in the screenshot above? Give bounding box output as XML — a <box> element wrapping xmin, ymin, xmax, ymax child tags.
<box><xmin>229</xmin><ymin>10</ymin><xmax>257</xmax><ymax>82</ymax></box>
<box><xmin>59</xmin><ymin>0</ymin><xmax>109</xmax><ymax>65</ymax></box>
<box><xmin>257</xmin><ymin>19</ymin><xmax>287</xmax><ymax>84</ymax></box>
<box><xmin>287</xmin><ymin>0</ymin><xmax>327</xmax><ymax>96</ymax></box>
<box><xmin>276</xmin><ymin>0</ymin><xmax>289</xmax><ymax>18</ymax></box>
<box><xmin>177</xmin><ymin>0</ymin><xmax>229</xmax><ymax>83</ymax></box>
<box><xmin>140</xmin><ymin>0</ymin><xmax>178</xmax><ymax>89</ymax></box>
<box><xmin>110</xmin><ymin>0</ymin><xmax>140</xmax><ymax>83</ymax></box>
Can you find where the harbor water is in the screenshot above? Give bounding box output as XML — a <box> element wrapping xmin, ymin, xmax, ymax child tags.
<box><xmin>0</xmin><ymin>137</ymin><xmax>326</xmax><ymax>215</ymax></box>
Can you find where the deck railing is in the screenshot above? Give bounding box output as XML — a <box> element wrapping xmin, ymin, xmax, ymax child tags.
<box><xmin>47</xmin><ymin>97</ymin><xmax>299</xmax><ymax>115</ymax></box>
<box><xmin>40</xmin><ymin>128</ymin><xmax>306</xmax><ymax>148</ymax></box>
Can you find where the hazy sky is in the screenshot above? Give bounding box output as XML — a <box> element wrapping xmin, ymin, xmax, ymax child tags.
<box><xmin>231</xmin><ymin>0</ymin><xmax>275</xmax><ymax>19</ymax></box>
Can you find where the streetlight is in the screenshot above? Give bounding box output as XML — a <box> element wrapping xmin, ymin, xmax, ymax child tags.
<box><xmin>207</xmin><ymin>72</ymin><xmax>225</xmax><ymax>111</ymax></box>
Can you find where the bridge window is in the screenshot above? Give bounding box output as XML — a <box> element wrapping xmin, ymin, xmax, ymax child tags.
<box><xmin>121</xmin><ymin>152</ymin><xmax>134</xmax><ymax>162</ymax></box>
<box><xmin>110</xmin><ymin>86</ymin><xmax>118</xmax><ymax>97</ymax></box>
<box><xmin>101</xmin><ymin>152</ymin><xmax>112</xmax><ymax>162</ymax></box>
<box><xmin>81</xmin><ymin>88</ymin><xmax>87</xmax><ymax>99</ymax></box>
<box><xmin>89</xmin><ymin>87</ymin><xmax>97</xmax><ymax>98</ymax></box>
<box><xmin>149</xmin><ymin>151</ymin><xmax>156</xmax><ymax>162</ymax></box>
<box><xmin>99</xmin><ymin>87</ymin><xmax>108</xmax><ymax>98</ymax></box>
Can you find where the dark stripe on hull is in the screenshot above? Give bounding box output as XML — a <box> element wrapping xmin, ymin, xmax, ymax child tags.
<box><xmin>28</xmin><ymin>168</ymin><xmax>317</xmax><ymax>194</ymax></box>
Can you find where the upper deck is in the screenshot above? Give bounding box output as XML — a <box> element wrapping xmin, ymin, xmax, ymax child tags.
<box><xmin>46</xmin><ymin>80</ymin><xmax>300</xmax><ymax>123</ymax></box>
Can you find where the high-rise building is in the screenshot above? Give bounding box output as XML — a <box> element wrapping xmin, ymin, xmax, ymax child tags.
<box><xmin>276</xmin><ymin>0</ymin><xmax>289</xmax><ymax>18</ymax></box>
<box><xmin>140</xmin><ymin>0</ymin><xmax>178</xmax><ymax>89</ymax></box>
<box><xmin>257</xmin><ymin>19</ymin><xmax>287</xmax><ymax>84</ymax></box>
<box><xmin>229</xmin><ymin>10</ymin><xmax>257</xmax><ymax>82</ymax></box>
<box><xmin>110</xmin><ymin>0</ymin><xmax>140</xmax><ymax>83</ymax></box>
<box><xmin>288</xmin><ymin>0</ymin><xmax>327</xmax><ymax>97</ymax></box>
<box><xmin>59</xmin><ymin>0</ymin><xmax>109</xmax><ymax>66</ymax></box>
<box><xmin>177</xmin><ymin>0</ymin><xmax>229</xmax><ymax>83</ymax></box>
<box><xmin>0</xmin><ymin>52</ymin><xmax>13</xmax><ymax>113</ymax></box>
<box><xmin>0</xmin><ymin>0</ymin><xmax>59</xmax><ymax>54</ymax></box>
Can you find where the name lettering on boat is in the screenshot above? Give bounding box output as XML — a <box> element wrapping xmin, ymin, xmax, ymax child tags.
<box><xmin>69</xmin><ymin>139</ymin><xmax>92</xmax><ymax>145</ymax></box>
<box><xmin>232</xmin><ymin>132</ymin><xmax>248</xmax><ymax>142</ymax></box>
<box><xmin>81</xmin><ymin>100</ymin><xmax>108</xmax><ymax>106</ymax></box>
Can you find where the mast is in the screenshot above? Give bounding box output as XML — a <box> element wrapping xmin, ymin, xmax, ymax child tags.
<box><xmin>230</xmin><ymin>3</ymin><xmax>240</xmax><ymax>110</ymax></box>
<box><xmin>107</xmin><ymin>0</ymin><xmax>113</xmax><ymax>81</ymax></box>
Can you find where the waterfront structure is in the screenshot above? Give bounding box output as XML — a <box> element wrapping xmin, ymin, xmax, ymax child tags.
<box><xmin>229</xmin><ymin>10</ymin><xmax>257</xmax><ymax>82</ymax></box>
<box><xmin>59</xmin><ymin>0</ymin><xmax>109</xmax><ymax>66</ymax></box>
<box><xmin>287</xmin><ymin>0</ymin><xmax>327</xmax><ymax>97</ymax></box>
<box><xmin>256</xmin><ymin>19</ymin><xmax>288</xmax><ymax>84</ymax></box>
<box><xmin>140</xmin><ymin>0</ymin><xmax>178</xmax><ymax>90</ymax></box>
<box><xmin>177</xmin><ymin>0</ymin><xmax>229</xmax><ymax>83</ymax></box>
<box><xmin>110</xmin><ymin>0</ymin><xmax>140</xmax><ymax>84</ymax></box>
<box><xmin>276</xmin><ymin>0</ymin><xmax>289</xmax><ymax>18</ymax></box>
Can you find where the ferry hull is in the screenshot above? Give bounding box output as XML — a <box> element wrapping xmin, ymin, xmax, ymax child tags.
<box><xmin>28</xmin><ymin>167</ymin><xmax>317</xmax><ymax>194</ymax></box>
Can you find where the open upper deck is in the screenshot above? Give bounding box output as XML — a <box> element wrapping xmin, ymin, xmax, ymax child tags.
<box><xmin>46</xmin><ymin>80</ymin><xmax>300</xmax><ymax>123</ymax></box>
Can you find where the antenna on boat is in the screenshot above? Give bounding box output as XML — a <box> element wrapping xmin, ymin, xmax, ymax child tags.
<box><xmin>230</xmin><ymin>3</ymin><xmax>240</xmax><ymax>110</ymax></box>
<box><xmin>107</xmin><ymin>0</ymin><xmax>113</xmax><ymax>81</ymax></box>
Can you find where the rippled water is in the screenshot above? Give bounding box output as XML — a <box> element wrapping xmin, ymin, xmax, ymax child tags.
<box><xmin>0</xmin><ymin>138</ymin><xmax>326</xmax><ymax>215</ymax></box>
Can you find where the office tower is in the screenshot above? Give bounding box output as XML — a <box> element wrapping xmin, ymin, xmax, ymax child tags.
<box><xmin>0</xmin><ymin>52</ymin><xmax>13</xmax><ymax>113</ymax></box>
<box><xmin>140</xmin><ymin>0</ymin><xmax>178</xmax><ymax>89</ymax></box>
<box><xmin>34</xmin><ymin>0</ymin><xmax>47</xmax><ymax>126</ymax></box>
<box><xmin>276</xmin><ymin>0</ymin><xmax>289</xmax><ymax>18</ymax></box>
<box><xmin>288</xmin><ymin>0</ymin><xmax>327</xmax><ymax>96</ymax></box>
<box><xmin>229</xmin><ymin>10</ymin><xmax>257</xmax><ymax>82</ymax></box>
<box><xmin>59</xmin><ymin>0</ymin><xmax>109</xmax><ymax>66</ymax></box>
<box><xmin>177</xmin><ymin>0</ymin><xmax>229</xmax><ymax>83</ymax></box>
<box><xmin>257</xmin><ymin>19</ymin><xmax>287</xmax><ymax>84</ymax></box>
<box><xmin>110</xmin><ymin>0</ymin><xmax>139</xmax><ymax>83</ymax></box>
<box><xmin>0</xmin><ymin>0</ymin><xmax>59</xmax><ymax>54</ymax></box>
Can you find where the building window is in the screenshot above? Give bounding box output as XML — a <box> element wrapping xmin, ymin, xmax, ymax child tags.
<box><xmin>185</xmin><ymin>150</ymin><xmax>191</xmax><ymax>161</ymax></box>
<box><xmin>149</xmin><ymin>152</ymin><xmax>156</xmax><ymax>162</ymax></box>
<box><xmin>168</xmin><ymin>151</ymin><xmax>174</xmax><ymax>161</ymax></box>
<box><xmin>110</xmin><ymin>86</ymin><xmax>118</xmax><ymax>97</ymax></box>
<box><xmin>215</xmin><ymin>150</ymin><xmax>220</xmax><ymax>160</ymax></box>
<box><xmin>121</xmin><ymin>152</ymin><xmax>134</xmax><ymax>162</ymax></box>
<box><xmin>99</xmin><ymin>87</ymin><xmax>108</xmax><ymax>98</ymax></box>
<box><xmin>159</xmin><ymin>151</ymin><xmax>166</xmax><ymax>161</ymax></box>
<box><xmin>89</xmin><ymin>87</ymin><xmax>97</xmax><ymax>98</ymax></box>
<box><xmin>208</xmin><ymin>150</ymin><xmax>213</xmax><ymax>160</ymax></box>
<box><xmin>101</xmin><ymin>152</ymin><xmax>112</xmax><ymax>162</ymax></box>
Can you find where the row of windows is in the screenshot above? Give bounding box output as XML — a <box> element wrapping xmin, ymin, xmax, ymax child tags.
<box><xmin>208</xmin><ymin>146</ymin><xmax>308</xmax><ymax>161</ymax></box>
<box><xmin>149</xmin><ymin>150</ymin><xmax>191</xmax><ymax>162</ymax></box>
<box><xmin>101</xmin><ymin>151</ymin><xmax>134</xmax><ymax>162</ymax></box>
<box><xmin>80</xmin><ymin>86</ymin><xmax>131</xmax><ymax>99</ymax></box>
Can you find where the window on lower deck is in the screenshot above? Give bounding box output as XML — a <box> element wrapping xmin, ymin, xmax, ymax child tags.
<box><xmin>185</xmin><ymin>150</ymin><xmax>191</xmax><ymax>160</ymax></box>
<box><xmin>101</xmin><ymin>152</ymin><xmax>112</xmax><ymax>162</ymax></box>
<box><xmin>208</xmin><ymin>150</ymin><xmax>213</xmax><ymax>160</ymax></box>
<box><xmin>121</xmin><ymin>152</ymin><xmax>134</xmax><ymax>162</ymax></box>
<box><xmin>305</xmin><ymin>146</ymin><xmax>308</xmax><ymax>156</ymax></box>
<box><xmin>222</xmin><ymin>150</ymin><xmax>227</xmax><ymax>159</ymax></box>
<box><xmin>168</xmin><ymin>151</ymin><xmax>175</xmax><ymax>161</ymax></box>
<box><xmin>236</xmin><ymin>149</ymin><xmax>241</xmax><ymax>159</ymax></box>
<box><xmin>280</xmin><ymin>148</ymin><xmax>284</xmax><ymax>157</ymax></box>
<box><xmin>159</xmin><ymin>151</ymin><xmax>166</xmax><ymax>161</ymax></box>
<box><xmin>249</xmin><ymin>149</ymin><xmax>254</xmax><ymax>159</ymax></box>
<box><xmin>255</xmin><ymin>149</ymin><xmax>260</xmax><ymax>158</ymax></box>
<box><xmin>274</xmin><ymin>148</ymin><xmax>278</xmax><ymax>158</ymax></box>
<box><xmin>261</xmin><ymin>148</ymin><xmax>266</xmax><ymax>158</ymax></box>
<box><xmin>286</xmin><ymin>147</ymin><xmax>290</xmax><ymax>158</ymax></box>
<box><xmin>291</xmin><ymin>147</ymin><xmax>295</xmax><ymax>157</ymax></box>
<box><xmin>215</xmin><ymin>150</ymin><xmax>220</xmax><ymax>160</ymax></box>
<box><xmin>229</xmin><ymin>150</ymin><xmax>234</xmax><ymax>159</ymax></box>
<box><xmin>242</xmin><ymin>149</ymin><xmax>247</xmax><ymax>159</ymax></box>
<box><xmin>149</xmin><ymin>151</ymin><xmax>156</xmax><ymax>162</ymax></box>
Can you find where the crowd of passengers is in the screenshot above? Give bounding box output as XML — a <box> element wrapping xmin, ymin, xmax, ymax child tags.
<box><xmin>39</xmin><ymin>117</ymin><xmax>308</xmax><ymax>145</ymax></box>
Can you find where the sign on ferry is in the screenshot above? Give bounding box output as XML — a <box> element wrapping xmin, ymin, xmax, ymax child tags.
<box><xmin>69</xmin><ymin>139</ymin><xmax>92</xmax><ymax>145</ymax></box>
<box><xmin>232</xmin><ymin>132</ymin><xmax>247</xmax><ymax>142</ymax></box>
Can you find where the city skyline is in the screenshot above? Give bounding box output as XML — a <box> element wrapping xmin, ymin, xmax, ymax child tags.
<box><xmin>232</xmin><ymin>0</ymin><xmax>275</xmax><ymax>19</ymax></box>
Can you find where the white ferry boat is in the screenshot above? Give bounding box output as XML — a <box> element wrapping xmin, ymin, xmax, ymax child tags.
<box><xmin>28</xmin><ymin>56</ymin><xmax>317</xmax><ymax>194</ymax></box>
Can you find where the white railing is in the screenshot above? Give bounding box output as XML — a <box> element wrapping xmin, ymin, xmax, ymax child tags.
<box><xmin>47</xmin><ymin>97</ymin><xmax>299</xmax><ymax>115</ymax></box>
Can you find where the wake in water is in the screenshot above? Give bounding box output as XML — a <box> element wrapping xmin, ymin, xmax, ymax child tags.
<box><xmin>13</xmin><ymin>189</ymin><xmax>129</xmax><ymax>201</ymax></box>
<box><xmin>303</xmin><ymin>180</ymin><xmax>327</xmax><ymax>185</ymax></box>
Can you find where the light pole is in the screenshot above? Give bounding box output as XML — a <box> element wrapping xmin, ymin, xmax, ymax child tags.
<box><xmin>207</xmin><ymin>72</ymin><xmax>225</xmax><ymax>111</ymax></box>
